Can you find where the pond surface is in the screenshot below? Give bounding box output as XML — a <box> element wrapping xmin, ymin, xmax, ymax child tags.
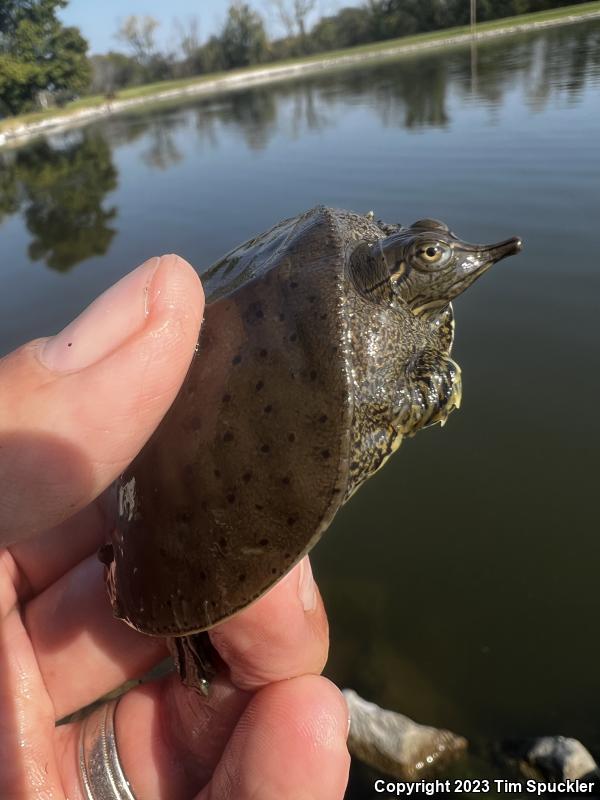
<box><xmin>1</xmin><ymin>18</ymin><xmax>599</xmax><ymax>796</ymax></box>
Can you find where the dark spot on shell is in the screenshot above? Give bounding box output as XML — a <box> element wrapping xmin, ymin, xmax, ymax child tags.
<box><xmin>166</xmin><ymin>598</ymin><xmax>172</xmax><ymax>607</ymax></box>
<box><xmin>219</xmin><ymin>536</ymin><xmax>227</xmax><ymax>548</ymax></box>
<box><xmin>320</xmin><ymin>313</ymin><xmax>327</xmax><ymax>320</ymax></box>
<box><xmin>223</xmin><ymin>431</ymin><xmax>234</xmax><ymax>442</ymax></box>
<box><xmin>279</xmin><ymin>313</ymin><xmax>285</xmax><ymax>321</ymax></box>
<box><xmin>284</xmin><ymin>552</ymin><xmax>291</xmax><ymax>558</ymax></box>
<box><xmin>159</xmin><ymin>546</ymin><xmax>168</xmax><ymax>557</ymax></box>
<box><xmin>222</xmin><ymin>393</ymin><xmax>231</xmax><ymax>403</ymax></box>
<box><xmin>255</xmin><ymin>503</ymin><xmax>264</xmax><ymax>511</ymax></box>
<box><xmin>243</xmin><ymin>472</ymin><xmax>252</xmax><ymax>483</ymax></box>
<box><xmin>186</xmin><ymin>384</ymin><xmax>195</xmax><ymax>395</ymax></box>
<box><xmin>259</xmin><ymin>538</ymin><xmax>269</xmax><ymax>546</ymax></box>
<box><xmin>290</xmin><ymin>281</ymin><xmax>298</xmax><ymax>289</ymax></box>
<box><xmin>321</xmin><ymin>449</ymin><xmax>331</xmax><ymax>459</ymax></box>
<box><xmin>287</xmin><ymin>517</ymin><xmax>296</xmax><ymax>527</ymax></box>
<box><xmin>272</xmin><ymin>567</ymin><xmax>278</xmax><ymax>574</ymax></box>
<box><xmin>176</xmin><ymin>510</ymin><xmax>192</xmax><ymax>523</ymax></box>
<box><xmin>256</xmin><ymin>380</ymin><xmax>264</xmax><ymax>391</ymax></box>
<box><xmin>308</xmin><ymin>295</ymin><xmax>316</xmax><ymax>303</ymax></box>
<box><xmin>289</xmin><ymin>333</ymin><xmax>298</xmax><ymax>342</ymax></box>
<box><xmin>282</xmin><ymin>476</ymin><xmax>290</xmax><ymax>486</ymax></box>
<box><xmin>261</xmin><ymin>444</ymin><xmax>270</xmax><ymax>454</ymax></box>
<box><xmin>189</xmin><ymin>416</ymin><xmax>202</xmax><ymax>431</ymax></box>
<box><xmin>259</xmin><ymin>349</ymin><xmax>268</xmax><ymax>358</ymax></box>
<box><xmin>211</xmin><ymin>601</ymin><xmax>217</xmax><ymax>607</ymax></box>
<box><xmin>264</xmin><ymin>405</ymin><xmax>273</xmax><ymax>414</ymax></box>
<box><xmin>214</xmin><ymin>469</ymin><xmax>221</xmax><ymax>478</ymax></box>
<box><xmin>199</xmin><ymin>571</ymin><xmax>206</xmax><ymax>580</ymax></box>
<box><xmin>232</xmin><ymin>354</ymin><xmax>242</xmax><ymax>365</ymax></box>
<box><xmin>239</xmin><ymin>573</ymin><xmax>246</xmax><ymax>582</ymax></box>
<box><xmin>200</xmin><ymin>500</ymin><xmax>208</xmax><ymax>512</ymax></box>
<box><xmin>319</xmin><ymin>414</ymin><xmax>328</xmax><ymax>424</ymax></box>
<box><xmin>227</xmin><ymin>493</ymin><xmax>236</xmax><ymax>504</ymax></box>
<box><xmin>288</xmin><ymin>433</ymin><xmax>296</xmax><ymax>443</ymax></box>
<box><xmin>310</xmin><ymin>370</ymin><xmax>317</xmax><ymax>381</ymax></box>
<box><xmin>255</xmin><ymin>308</ymin><xmax>264</xmax><ymax>319</ymax></box>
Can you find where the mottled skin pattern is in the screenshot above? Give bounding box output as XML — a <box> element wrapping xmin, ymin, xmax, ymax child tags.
<box><xmin>338</xmin><ymin>214</ymin><xmax>461</xmax><ymax>499</ymax></box>
<box><xmin>105</xmin><ymin>207</ymin><xmax>521</xmax><ymax>692</ymax></box>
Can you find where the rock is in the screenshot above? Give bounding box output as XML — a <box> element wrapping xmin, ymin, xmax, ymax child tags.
<box><xmin>343</xmin><ymin>689</ymin><xmax>468</xmax><ymax>780</ymax></box>
<box><xmin>502</xmin><ymin>735</ymin><xmax>600</xmax><ymax>783</ymax></box>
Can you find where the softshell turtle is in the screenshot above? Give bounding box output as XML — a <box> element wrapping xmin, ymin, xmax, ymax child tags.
<box><xmin>104</xmin><ymin>207</ymin><xmax>521</xmax><ymax>692</ymax></box>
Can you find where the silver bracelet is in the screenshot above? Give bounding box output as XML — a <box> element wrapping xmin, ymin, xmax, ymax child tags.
<box><xmin>78</xmin><ymin>698</ymin><xmax>137</xmax><ymax>800</ymax></box>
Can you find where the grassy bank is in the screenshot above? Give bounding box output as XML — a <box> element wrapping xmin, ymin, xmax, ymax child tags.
<box><xmin>1</xmin><ymin>0</ymin><xmax>599</xmax><ymax>139</ymax></box>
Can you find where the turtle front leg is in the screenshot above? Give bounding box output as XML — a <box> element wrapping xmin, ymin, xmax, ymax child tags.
<box><xmin>345</xmin><ymin>347</ymin><xmax>462</xmax><ymax>501</ymax></box>
<box><xmin>398</xmin><ymin>347</ymin><xmax>463</xmax><ymax>435</ymax></box>
<box><xmin>167</xmin><ymin>632</ymin><xmax>219</xmax><ymax>696</ymax></box>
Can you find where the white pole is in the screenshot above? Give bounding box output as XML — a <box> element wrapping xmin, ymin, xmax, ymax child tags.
<box><xmin>470</xmin><ymin>0</ymin><xmax>478</xmax><ymax>90</ymax></box>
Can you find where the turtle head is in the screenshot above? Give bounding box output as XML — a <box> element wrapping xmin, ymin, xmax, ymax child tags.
<box><xmin>376</xmin><ymin>219</ymin><xmax>522</xmax><ymax>316</ymax></box>
<box><xmin>343</xmin><ymin>215</ymin><xmax>522</xmax><ymax>501</ymax></box>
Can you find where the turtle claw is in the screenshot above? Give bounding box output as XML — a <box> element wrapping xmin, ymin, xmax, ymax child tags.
<box><xmin>397</xmin><ymin>350</ymin><xmax>462</xmax><ymax>436</ymax></box>
<box><xmin>167</xmin><ymin>632</ymin><xmax>219</xmax><ymax>696</ymax></box>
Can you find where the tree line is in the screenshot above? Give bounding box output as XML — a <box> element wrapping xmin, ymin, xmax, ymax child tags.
<box><xmin>0</xmin><ymin>0</ymin><xmax>589</xmax><ymax>116</ymax></box>
<box><xmin>2</xmin><ymin>18</ymin><xmax>597</xmax><ymax>271</ymax></box>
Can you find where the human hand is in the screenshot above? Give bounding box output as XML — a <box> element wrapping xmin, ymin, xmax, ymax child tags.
<box><xmin>0</xmin><ymin>255</ymin><xmax>350</xmax><ymax>799</ymax></box>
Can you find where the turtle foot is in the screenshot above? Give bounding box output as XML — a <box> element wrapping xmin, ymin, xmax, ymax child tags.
<box><xmin>399</xmin><ymin>348</ymin><xmax>462</xmax><ymax>436</ymax></box>
<box><xmin>167</xmin><ymin>632</ymin><xmax>218</xmax><ymax>696</ymax></box>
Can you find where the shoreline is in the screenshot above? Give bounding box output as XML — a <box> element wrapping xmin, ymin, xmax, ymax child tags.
<box><xmin>1</xmin><ymin>7</ymin><xmax>599</xmax><ymax>150</ymax></box>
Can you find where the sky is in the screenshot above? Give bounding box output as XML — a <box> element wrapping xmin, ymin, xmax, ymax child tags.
<box><xmin>59</xmin><ymin>0</ymin><xmax>359</xmax><ymax>56</ymax></box>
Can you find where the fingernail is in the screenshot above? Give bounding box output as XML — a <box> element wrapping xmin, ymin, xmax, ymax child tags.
<box><xmin>298</xmin><ymin>557</ymin><xmax>317</xmax><ymax>613</ymax></box>
<box><xmin>40</xmin><ymin>257</ymin><xmax>161</xmax><ymax>373</ymax></box>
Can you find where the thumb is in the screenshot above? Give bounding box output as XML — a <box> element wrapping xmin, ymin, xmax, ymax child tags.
<box><xmin>0</xmin><ymin>254</ymin><xmax>204</xmax><ymax>545</ymax></box>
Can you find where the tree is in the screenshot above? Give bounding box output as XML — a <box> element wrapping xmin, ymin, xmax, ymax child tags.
<box><xmin>173</xmin><ymin>16</ymin><xmax>200</xmax><ymax>62</ymax></box>
<box><xmin>89</xmin><ymin>52</ymin><xmax>144</xmax><ymax>95</ymax></box>
<box><xmin>0</xmin><ymin>0</ymin><xmax>90</xmax><ymax>115</ymax></box>
<box><xmin>219</xmin><ymin>3</ymin><xmax>269</xmax><ymax>70</ymax></box>
<box><xmin>311</xmin><ymin>6</ymin><xmax>373</xmax><ymax>52</ymax></box>
<box><xmin>196</xmin><ymin>35</ymin><xmax>226</xmax><ymax>73</ymax></box>
<box><xmin>115</xmin><ymin>15</ymin><xmax>159</xmax><ymax>68</ymax></box>
<box><xmin>172</xmin><ymin>16</ymin><xmax>204</xmax><ymax>77</ymax></box>
<box><xmin>114</xmin><ymin>16</ymin><xmax>175</xmax><ymax>84</ymax></box>
<box><xmin>268</xmin><ymin>0</ymin><xmax>317</xmax><ymax>52</ymax></box>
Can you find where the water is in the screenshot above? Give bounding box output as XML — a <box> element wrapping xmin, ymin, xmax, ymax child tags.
<box><xmin>1</xmin><ymin>18</ymin><xmax>599</xmax><ymax>795</ymax></box>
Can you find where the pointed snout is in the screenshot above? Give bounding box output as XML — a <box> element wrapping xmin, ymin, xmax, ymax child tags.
<box><xmin>484</xmin><ymin>236</ymin><xmax>523</xmax><ymax>262</ymax></box>
<box><xmin>447</xmin><ymin>233</ymin><xmax>523</xmax><ymax>301</ymax></box>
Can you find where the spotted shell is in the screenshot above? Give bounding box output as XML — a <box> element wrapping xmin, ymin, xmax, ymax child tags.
<box><xmin>108</xmin><ymin>206</ymin><xmax>379</xmax><ymax>635</ymax></box>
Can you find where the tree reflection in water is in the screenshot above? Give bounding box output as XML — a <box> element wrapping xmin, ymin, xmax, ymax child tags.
<box><xmin>0</xmin><ymin>131</ymin><xmax>118</xmax><ymax>271</ymax></box>
<box><xmin>0</xmin><ymin>21</ymin><xmax>598</xmax><ymax>275</ymax></box>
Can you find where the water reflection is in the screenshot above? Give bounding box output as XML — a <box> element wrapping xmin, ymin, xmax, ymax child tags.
<box><xmin>457</xmin><ymin>22</ymin><xmax>600</xmax><ymax>108</ymax></box>
<box><xmin>140</xmin><ymin>121</ymin><xmax>184</xmax><ymax>170</ymax></box>
<box><xmin>0</xmin><ymin>21</ymin><xmax>599</xmax><ymax>272</ymax></box>
<box><xmin>0</xmin><ymin>131</ymin><xmax>117</xmax><ymax>271</ymax></box>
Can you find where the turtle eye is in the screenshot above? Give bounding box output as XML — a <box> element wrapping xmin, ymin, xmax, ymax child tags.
<box><xmin>414</xmin><ymin>242</ymin><xmax>452</xmax><ymax>270</ymax></box>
